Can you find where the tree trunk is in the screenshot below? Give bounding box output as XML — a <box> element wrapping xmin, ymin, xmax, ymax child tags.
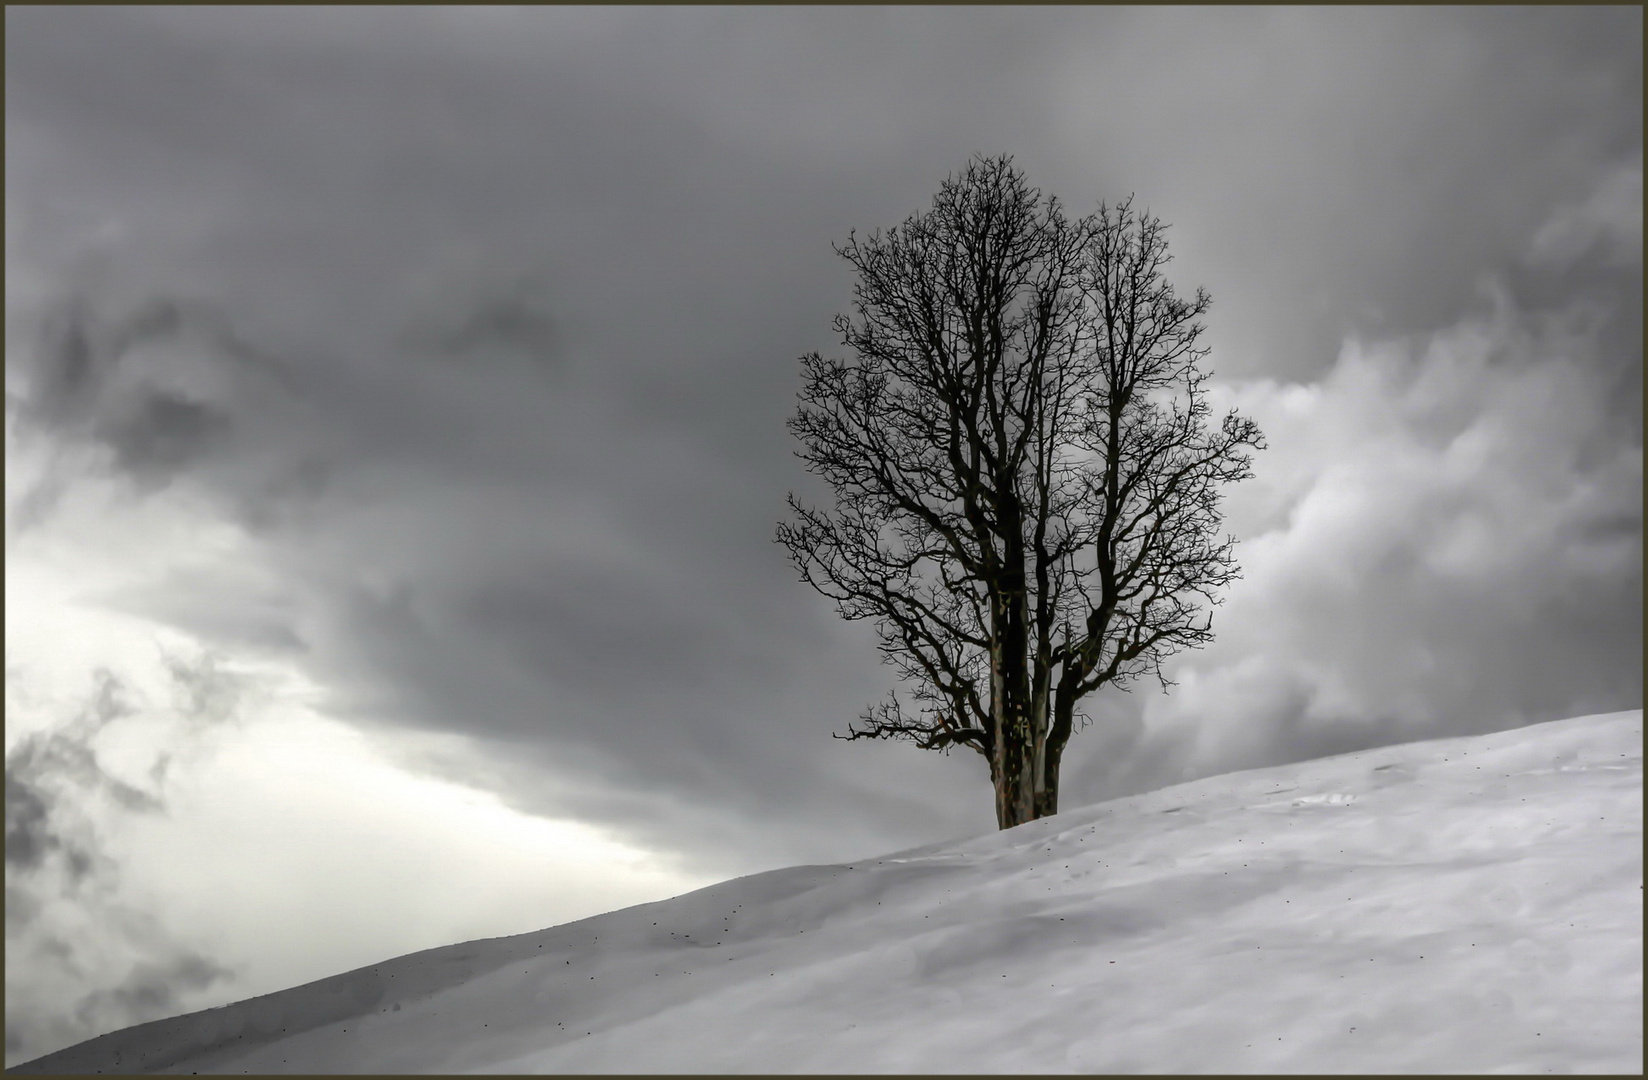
<box><xmin>994</xmin><ymin>724</ymin><xmax>1033</xmax><ymax>830</ymax></box>
<box><xmin>990</xmin><ymin>618</ymin><xmax>1010</xmax><ymax>827</ymax></box>
<box><xmin>990</xmin><ymin>668</ymin><xmax>1036</xmax><ymax>830</ymax></box>
<box><xmin>990</xmin><ymin>579</ymin><xmax>1038</xmax><ymax>830</ymax></box>
<box><xmin>1033</xmin><ymin>687</ymin><xmax>1068</xmax><ymax>820</ymax></box>
<box><xmin>1026</xmin><ymin>686</ymin><xmax>1049</xmax><ymax>821</ymax></box>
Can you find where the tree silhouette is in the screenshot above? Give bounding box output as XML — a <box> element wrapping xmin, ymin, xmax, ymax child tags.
<box><xmin>778</xmin><ymin>155</ymin><xmax>1264</xmax><ymax>829</ymax></box>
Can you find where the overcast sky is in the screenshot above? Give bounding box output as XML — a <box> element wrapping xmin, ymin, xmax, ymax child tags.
<box><xmin>5</xmin><ymin>5</ymin><xmax>1642</xmax><ymax>1065</ymax></box>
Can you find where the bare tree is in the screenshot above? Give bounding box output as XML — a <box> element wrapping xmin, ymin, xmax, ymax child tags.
<box><xmin>778</xmin><ymin>155</ymin><xmax>1263</xmax><ymax>830</ymax></box>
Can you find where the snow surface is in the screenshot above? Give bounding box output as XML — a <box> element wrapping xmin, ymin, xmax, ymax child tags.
<box><xmin>13</xmin><ymin>710</ymin><xmax>1641</xmax><ymax>1074</ymax></box>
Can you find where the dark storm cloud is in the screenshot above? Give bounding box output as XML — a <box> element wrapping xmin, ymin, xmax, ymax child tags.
<box><xmin>1009</xmin><ymin>7</ymin><xmax>1642</xmax><ymax>401</ymax></box>
<box><xmin>5</xmin><ymin>770</ymin><xmax>94</xmax><ymax>881</ymax></box>
<box><xmin>6</xmin><ymin>6</ymin><xmax>1641</xmax><ymax>875</ymax></box>
<box><xmin>95</xmin><ymin>390</ymin><xmax>231</xmax><ymax>482</ymax></box>
<box><xmin>3</xmin><ymin>663</ymin><xmax>240</xmax><ymax>887</ymax></box>
<box><xmin>4</xmin><ymin>673</ymin><xmax>158</xmax><ymax>833</ymax></box>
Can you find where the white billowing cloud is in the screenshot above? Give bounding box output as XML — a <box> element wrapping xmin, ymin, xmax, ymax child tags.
<box><xmin>1149</xmin><ymin>278</ymin><xmax>1641</xmax><ymax>774</ymax></box>
<box><xmin>1527</xmin><ymin>153</ymin><xmax>1644</xmax><ymax>271</ymax></box>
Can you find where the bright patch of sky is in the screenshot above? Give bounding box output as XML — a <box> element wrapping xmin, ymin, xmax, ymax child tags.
<box><xmin>5</xmin><ymin>434</ymin><xmax>713</xmax><ymax>1064</ymax></box>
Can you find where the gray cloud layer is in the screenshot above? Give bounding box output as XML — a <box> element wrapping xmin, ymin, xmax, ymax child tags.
<box><xmin>7</xmin><ymin>5</ymin><xmax>1640</xmax><ymax>885</ymax></box>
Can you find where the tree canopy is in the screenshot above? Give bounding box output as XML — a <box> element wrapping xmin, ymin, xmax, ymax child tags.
<box><xmin>779</xmin><ymin>155</ymin><xmax>1264</xmax><ymax>829</ymax></box>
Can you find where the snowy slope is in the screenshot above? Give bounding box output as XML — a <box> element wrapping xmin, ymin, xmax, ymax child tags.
<box><xmin>12</xmin><ymin>710</ymin><xmax>1641</xmax><ymax>1075</ymax></box>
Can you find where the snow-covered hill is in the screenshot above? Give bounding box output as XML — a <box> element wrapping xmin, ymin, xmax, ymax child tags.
<box><xmin>13</xmin><ymin>710</ymin><xmax>1641</xmax><ymax>1074</ymax></box>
